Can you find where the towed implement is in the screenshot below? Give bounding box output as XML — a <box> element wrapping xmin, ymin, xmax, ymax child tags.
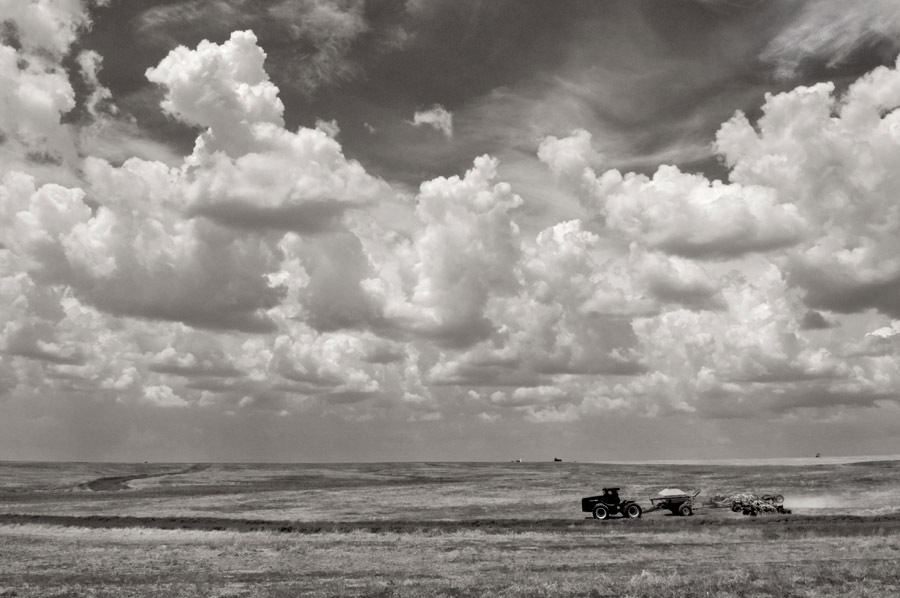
<box><xmin>710</xmin><ymin>492</ymin><xmax>792</xmax><ymax>515</ymax></box>
<box><xmin>646</xmin><ymin>488</ymin><xmax>701</xmax><ymax>516</ymax></box>
<box><xmin>732</xmin><ymin>493</ymin><xmax>791</xmax><ymax>516</ymax></box>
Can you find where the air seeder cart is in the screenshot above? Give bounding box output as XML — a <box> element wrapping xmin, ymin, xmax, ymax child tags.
<box><xmin>646</xmin><ymin>489</ymin><xmax>701</xmax><ymax>516</ymax></box>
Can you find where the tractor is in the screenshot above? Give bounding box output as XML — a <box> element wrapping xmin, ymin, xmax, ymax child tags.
<box><xmin>581</xmin><ymin>487</ymin><xmax>643</xmax><ymax>520</ymax></box>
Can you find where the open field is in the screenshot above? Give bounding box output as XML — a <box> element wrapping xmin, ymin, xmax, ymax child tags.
<box><xmin>2</xmin><ymin>459</ymin><xmax>900</xmax><ymax>596</ymax></box>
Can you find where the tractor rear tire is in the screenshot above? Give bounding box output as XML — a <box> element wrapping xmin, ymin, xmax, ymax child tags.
<box><xmin>678</xmin><ymin>504</ymin><xmax>693</xmax><ymax>517</ymax></box>
<box><xmin>593</xmin><ymin>505</ymin><xmax>609</xmax><ymax>520</ymax></box>
<box><xmin>624</xmin><ymin>503</ymin><xmax>642</xmax><ymax>519</ymax></box>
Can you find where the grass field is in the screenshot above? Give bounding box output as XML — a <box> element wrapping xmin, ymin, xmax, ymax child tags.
<box><xmin>1</xmin><ymin>459</ymin><xmax>900</xmax><ymax>596</ymax></box>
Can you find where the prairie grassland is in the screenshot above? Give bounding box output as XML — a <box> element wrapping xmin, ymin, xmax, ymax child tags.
<box><xmin>2</xmin><ymin>459</ymin><xmax>900</xmax><ymax>520</ymax></box>
<box><xmin>1</xmin><ymin>522</ymin><xmax>899</xmax><ymax>597</ymax></box>
<box><xmin>2</xmin><ymin>459</ymin><xmax>900</xmax><ymax>596</ymax></box>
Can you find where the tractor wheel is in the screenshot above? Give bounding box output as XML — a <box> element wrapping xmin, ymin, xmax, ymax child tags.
<box><xmin>731</xmin><ymin>502</ymin><xmax>742</xmax><ymax>513</ymax></box>
<box><xmin>772</xmin><ymin>495</ymin><xmax>784</xmax><ymax>505</ymax></box>
<box><xmin>624</xmin><ymin>503</ymin><xmax>642</xmax><ymax>519</ymax></box>
<box><xmin>593</xmin><ymin>505</ymin><xmax>609</xmax><ymax>520</ymax></box>
<box><xmin>678</xmin><ymin>504</ymin><xmax>693</xmax><ymax>517</ymax></box>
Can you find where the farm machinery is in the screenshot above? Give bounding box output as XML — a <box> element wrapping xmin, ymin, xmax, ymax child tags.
<box><xmin>646</xmin><ymin>488</ymin><xmax>701</xmax><ymax>516</ymax></box>
<box><xmin>711</xmin><ymin>493</ymin><xmax>792</xmax><ymax>516</ymax></box>
<box><xmin>581</xmin><ymin>487</ymin><xmax>701</xmax><ymax>520</ymax></box>
<box><xmin>582</xmin><ymin>486</ymin><xmax>792</xmax><ymax>520</ymax></box>
<box><xmin>581</xmin><ymin>487</ymin><xmax>643</xmax><ymax>520</ymax></box>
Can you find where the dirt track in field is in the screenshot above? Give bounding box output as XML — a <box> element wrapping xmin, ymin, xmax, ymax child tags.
<box><xmin>2</xmin><ymin>512</ymin><xmax>899</xmax><ymax>535</ymax></box>
<box><xmin>78</xmin><ymin>464</ymin><xmax>211</xmax><ymax>491</ymax></box>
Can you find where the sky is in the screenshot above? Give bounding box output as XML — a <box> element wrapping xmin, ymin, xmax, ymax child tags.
<box><xmin>2</xmin><ymin>0</ymin><xmax>900</xmax><ymax>463</ymax></box>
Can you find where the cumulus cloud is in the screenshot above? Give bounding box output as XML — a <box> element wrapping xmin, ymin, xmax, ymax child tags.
<box><xmin>0</xmin><ymin>0</ymin><xmax>88</xmax><ymax>176</ymax></box>
<box><xmin>6</xmin><ymin>31</ymin><xmax>403</xmax><ymax>339</ymax></box>
<box><xmin>142</xmin><ymin>384</ymin><xmax>189</xmax><ymax>408</ymax></box>
<box><xmin>717</xmin><ymin>56</ymin><xmax>900</xmax><ymax>318</ymax></box>
<box><xmin>598</xmin><ymin>165</ymin><xmax>807</xmax><ymax>259</ymax></box>
<box><xmin>148</xmin><ymin>335</ymin><xmax>244</xmax><ymax>379</ymax></box>
<box><xmin>362</xmin><ymin>155</ymin><xmax>522</xmax><ymax>347</ymax></box>
<box><xmin>629</xmin><ymin>263</ymin><xmax>854</xmax><ymax>415</ymax></box>
<box><xmin>2</xmin><ymin>30</ymin><xmax>385</xmax><ymax>340</ymax></box>
<box><xmin>72</xmin><ymin>158</ymin><xmax>286</xmax><ymax>333</ymax></box>
<box><xmin>4</xmin><ymin>2</ymin><xmax>900</xmax><ymax>452</ymax></box>
<box><xmin>421</xmin><ymin>218</ymin><xmax>645</xmax><ymax>393</ymax></box>
<box><xmin>136</xmin><ymin>0</ymin><xmax>383</xmax><ymax>96</ymax></box>
<box><xmin>633</xmin><ymin>250</ymin><xmax>725</xmax><ymax>311</ymax></box>
<box><xmin>185</xmin><ymin>124</ymin><xmax>390</xmax><ymax>234</ymax></box>
<box><xmin>537</xmin><ymin>129</ymin><xmax>601</xmax><ymax>179</ymax></box>
<box><xmin>412</xmin><ymin>104</ymin><xmax>453</xmax><ymax>138</ymax></box>
<box><xmin>146</xmin><ymin>30</ymin><xmax>285</xmax><ymax>154</ymax></box>
<box><xmin>3</xmin><ymin>321</ymin><xmax>84</xmax><ymax>366</ymax></box>
<box><xmin>0</xmin><ymin>44</ymin><xmax>74</xmax><ymax>154</ymax></box>
<box><xmin>285</xmin><ymin>231</ymin><xmax>381</xmax><ymax>332</ymax></box>
<box><xmin>143</xmin><ymin>30</ymin><xmax>393</xmax><ymax>238</ymax></box>
<box><xmin>0</xmin><ymin>0</ymin><xmax>90</xmax><ymax>57</ymax></box>
<box><xmin>869</xmin><ymin>321</ymin><xmax>900</xmax><ymax>339</ymax></box>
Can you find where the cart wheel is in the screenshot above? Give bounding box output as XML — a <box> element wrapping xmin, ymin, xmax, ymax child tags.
<box><xmin>624</xmin><ymin>503</ymin><xmax>642</xmax><ymax>519</ymax></box>
<box><xmin>678</xmin><ymin>504</ymin><xmax>693</xmax><ymax>517</ymax></box>
<box><xmin>772</xmin><ymin>495</ymin><xmax>784</xmax><ymax>505</ymax></box>
<box><xmin>731</xmin><ymin>502</ymin><xmax>742</xmax><ymax>513</ymax></box>
<box><xmin>593</xmin><ymin>505</ymin><xmax>609</xmax><ymax>520</ymax></box>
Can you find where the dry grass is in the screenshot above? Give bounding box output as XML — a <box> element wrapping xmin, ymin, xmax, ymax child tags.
<box><xmin>3</xmin><ymin>459</ymin><xmax>900</xmax><ymax>520</ymax></box>
<box><xmin>2</xmin><ymin>459</ymin><xmax>900</xmax><ymax>596</ymax></box>
<box><xmin>1</xmin><ymin>523</ymin><xmax>899</xmax><ymax>597</ymax></box>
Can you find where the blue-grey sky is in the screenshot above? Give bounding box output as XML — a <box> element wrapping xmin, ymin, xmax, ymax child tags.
<box><xmin>2</xmin><ymin>0</ymin><xmax>900</xmax><ymax>462</ymax></box>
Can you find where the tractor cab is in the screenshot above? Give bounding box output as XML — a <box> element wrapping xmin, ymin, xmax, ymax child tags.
<box><xmin>600</xmin><ymin>487</ymin><xmax>621</xmax><ymax>505</ymax></box>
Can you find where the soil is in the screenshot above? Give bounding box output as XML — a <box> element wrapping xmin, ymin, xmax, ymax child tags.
<box><xmin>1</xmin><ymin>511</ymin><xmax>898</xmax><ymax>535</ymax></box>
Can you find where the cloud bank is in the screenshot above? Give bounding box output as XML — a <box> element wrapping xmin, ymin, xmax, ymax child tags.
<box><xmin>1</xmin><ymin>1</ymin><xmax>900</xmax><ymax>460</ymax></box>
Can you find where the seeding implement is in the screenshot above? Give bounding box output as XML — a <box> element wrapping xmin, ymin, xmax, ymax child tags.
<box><xmin>732</xmin><ymin>493</ymin><xmax>791</xmax><ymax>516</ymax></box>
